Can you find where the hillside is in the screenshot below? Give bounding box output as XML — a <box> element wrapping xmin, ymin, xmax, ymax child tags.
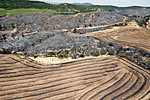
<box><xmin>0</xmin><ymin>10</ymin><xmax>124</xmax><ymax>34</ymax></box>
<box><xmin>0</xmin><ymin>1</ymin><xmax>150</xmax><ymax>100</ymax></box>
<box><xmin>114</xmin><ymin>8</ymin><xmax>150</xmax><ymax>17</ymax></box>
<box><xmin>0</xmin><ymin>0</ymin><xmax>96</xmax><ymax>15</ymax></box>
<box><xmin>1</xmin><ymin>0</ymin><xmax>150</xmax><ymax>16</ymax></box>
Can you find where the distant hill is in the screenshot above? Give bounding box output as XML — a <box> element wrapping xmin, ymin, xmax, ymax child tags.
<box><xmin>71</xmin><ymin>3</ymin><xmax>94</xmax><ymax>6</ymax></box>
<box><xmin>0</xmin><ymin>0</ymin><xmax>96</xmax><ymax>13</ymax></box>
<box><xmin>90</xmin><ymin>5</ymin><xmax>150</xmax><ymax>11</ymax></box>
<box><xmin>0</xmin><ymin>0</ymin><xmax>150</xmax><ymax>16</ymax></box>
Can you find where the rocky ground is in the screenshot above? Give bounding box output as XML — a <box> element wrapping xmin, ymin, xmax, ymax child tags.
<box><xmin>0</xmin><ymin>29</ymin><xmax>150</xmax><ymax>70</ymax></box>
<box><xmin>113</xmin><ymin>8</ymin><xmax>150</xmax><ymax>17</ymax></box>
<box><xmin>0</xmin><ymin>9</ymin><xmax>150</xmax><ymax>100</ymax></box>
<box><xmin>0</xmin><ymin>9</ymin><xmax>150</xmax><ymax>70</ymax></box>
<box><xmin>0</xmin><ymin>10</ymin><xmax>124</xmax><ymax>35</ymax></box>
<box><xmin>114</xmin><ymin>8</ymin><xmax>150</xmax><ymax>27</ymax></box>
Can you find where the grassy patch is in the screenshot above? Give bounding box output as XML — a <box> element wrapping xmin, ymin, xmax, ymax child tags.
<box><xmin>0</xmin><ymin>9</ymin><xmax>7</xmax><ymax>16</ymax></box>
<box><xmin>6</xmin><ymin>9</ymin><xmax>59</xmax><ymax>16</ymax></box>
<box><xmin>0</xmin><ymin>8</ymin><xmax>63</xmax><ymax>16</ymax></box>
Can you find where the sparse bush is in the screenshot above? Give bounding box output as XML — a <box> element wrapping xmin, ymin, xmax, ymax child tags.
<box><xmin>89</xmin><ymin>23</ymin><xmax>92</xmax><ymax>27</ymax></box>
<box><xmin>119</xmin><ymin>53</ymin><xmax>127</xmax><ymax>58</ymax></box>
<box><xmin>93</xmin><ymin>53</ymin><xmax>99</xmax><ymax>56</ymax></box>
<box><xmin>2</xmin><ymin>48</ymin><xmax>11</xmax><ymax>54</ymax></box>
<box><xmin>73</xmin><ymin>28</ymin><xmax>77</xmax><ymax>33</ymax></box>
<box><xmin>107</xmin><ymin>48</ymin><xmax>115</xmax><ymax>55</ymax></box>
<box><xmin>137</xmin><ymin>22</ymin><xmax>143</xmax><ymax>27</ymax></box>
<box><xmin>34</xmin><ymin>55</ymin><xmax>38</xmax><ymax>58</ymax></box>
<box><xmin>64</xmin><ymin>50</ymin><xmax>69</xmax><ymax>54</ymax></box>
<box><xmin>57</xmin><ymin>53</ymin><xmax>67</xmax><ymax>58</ymax></box>
<box><xmin>47</xmin><ymin>52</ymin><xmax>56</xmax><ymax>57</ymax></box>
<box><xmin>80</xmin><ymin>54</ymin><xmax>84</xmax><ymax>58</ymax></box>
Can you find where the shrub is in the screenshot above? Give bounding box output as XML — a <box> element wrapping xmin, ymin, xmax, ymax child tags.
<box><xmin>64</xmin><ymin>50</ymin><xmax>69</xmax><ymax>54</ymax></box>
<box><xmin>93</xmin><ymin>53</ymin><xmax>99</xmax><ymax>56</ymax></box>
<box><xmin>119</xmin><ymin>53</ymin><xmax>127</xmax><ymax>58</ymax></box>
<box><xmin>137</xmin><ymin>22</ymin><xmax>143</xmax><ymax>27</ymax></box>
<box><xmin>73</xmin><ymin>28</ymin><xmax>77</xmax><ymax>33</ymax></box>
<box><xmin>107</xmin><ymin>48</ymin><xmax>115</xmax><ymax>55</ymax></box>
<box><xmin>47</xmin><ymin>52</ymin><xmax>56</xmax><ymax>57</ymax></box>
<box><xmin>80</xmin><ymin>54</ymin><xmax>84</xmax><ymax>58</ymax></box>
<box><xmin>34</xmin><ymin>55</ymin><xmax>38</xmax><ymax>58</ymax></box>
<box><xmin>57</xmin><ymin>53</ymin><xmax>67</xmax><ymax>58</ymax></box>
<box><xmin>2</xmin><ymin>48</ymin><xmax>11</xmax><ymax>54</ymax></box>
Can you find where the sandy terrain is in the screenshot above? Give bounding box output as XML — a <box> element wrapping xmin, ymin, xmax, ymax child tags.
<box><xmin>29</xmin><ymin>55</ymin><xmax>109</xmax><ymax>65</ymax></box>
<box><xmin>0</xmin><ymin>54</ymin><xmax>149</xmax><ymax>100</ymax></box>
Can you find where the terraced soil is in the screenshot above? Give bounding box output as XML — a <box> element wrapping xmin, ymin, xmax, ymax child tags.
<box><xmin>0</xmin><ymin>54</ymin><xmax>149</xmax><ymax>100</ymax></box>
<box><xmin>83</xmin><ymin>22</ymin><xmax>150</xmax><ymax>52</ymax></box>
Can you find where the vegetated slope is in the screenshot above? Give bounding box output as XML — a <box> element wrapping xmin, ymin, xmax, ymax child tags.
<box><xmin>0</xmin><ymin>10</ymin><xmax>124</xmax><ymax>35</ymax></box>
<box><xmin>0</xmin><ymin>0</ymin><xmax>96</xmax><ymax>13</ymax></box>
<box><xmin>0</xmin><ymin>8</ymin><xmax>59</xmax><ymax>16</ymax></box>
<box><xmin>0</xmin><ymin>54</ymin><xmax>149</xmax><ymax>100</ymax></box>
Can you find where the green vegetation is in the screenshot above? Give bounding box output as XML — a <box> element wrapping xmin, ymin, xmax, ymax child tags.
<box><xmin>108</xmin><ymin>49</ymin><xmax>115</xmax><ymax>55</ymax></box>
<box><xmin>46</xmin><ymin>51</ymin><xmax>67</xmax><ymax>58</ymax></box>
<box><xmin>0</xmin><ymin>9</ymin><xmax>58</xmax><ymax>16</ymax></box>
<box><xmin>0</xmin><ymin>0</ymin><xmax>96</xmax><ymax>16</ymax></box>
<box><xmin>0</xmin><ymin>0</ymin><xmax>150</xmax><ymax>16</ymax></box>
<box><xmin>119</xmin><ymin>53</ymin><xmax>127</xmax><ymax>58</ymax></box>
<box><xmin>92</xmin><ymin>53</ymin><xmax>99</xmax><ymax>56</ymax></box>
<box><xmin>57</xmin><ymin>53</ymin><xmax>67</xmax><ymax>58</ymax></box>
<box><xmin>137</xmin><ymin>22</ymin><xmax>143</xmax><ymax>27</ymax></box>
<box><xmin>57</xmin><ymin>51</ymin><xmax>67</xmax><ymax>58</ymax></box>
<box><xmin>145</xmin><ymin>15</ymin><xmax>150</xmax><ymax>19</ymax></box>
<box><xmin>79</xmin><ymin>54</ymin><xmax>84</xmax><ymax>58</ymax></box>
<box><xmin>0</xmin><ymin>9</ymin><xmax>7</xmax><ymax>16</ymax></box>
<box><xmin>47</xmin><ymin>52</ymin><xmax>56</xmax><ymax>57</ymax></box>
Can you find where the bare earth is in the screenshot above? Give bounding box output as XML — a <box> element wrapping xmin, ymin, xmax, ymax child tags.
<box><xmin>0</xmin><ymin>54</ymin><xmax>150</xmax><ymax>100</ymax></box>
<box><xmin>81</xmin><ymin>21</ymin><xmax>150</xmax><ymax>52</ymax></box>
